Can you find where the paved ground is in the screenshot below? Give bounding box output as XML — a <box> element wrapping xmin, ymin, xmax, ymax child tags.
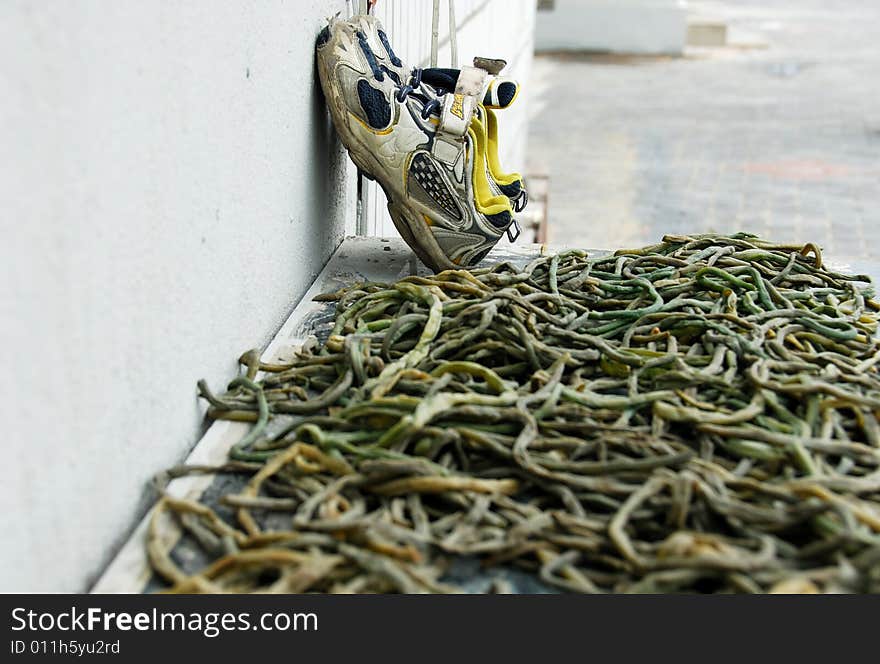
<box><xmin>528</xmin><ymin>0</ymin><xmax>880</xmax><ymax>262</ymax></box>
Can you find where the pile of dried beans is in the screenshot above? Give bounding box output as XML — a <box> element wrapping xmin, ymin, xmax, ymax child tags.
<box><xmin>149</xmin><ymin>233</ymin><xmax>880</xmax><ymax>593</ymax></box>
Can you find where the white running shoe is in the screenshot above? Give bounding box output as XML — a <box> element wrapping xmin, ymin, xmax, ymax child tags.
<box><xmin>316</xmin><ymin>15</ymin><xmax>517</xmax><ymax>271</ymax></box>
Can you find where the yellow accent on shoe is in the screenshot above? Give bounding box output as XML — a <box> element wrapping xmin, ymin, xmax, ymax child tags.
<box><xmin>479</xmin><ymin>105</ymin><xmax>522</xmax><ymax>187</ymax></box>
<box><xmin>466</xmin><ymin>122</ymin><xmax>513</xmax><ymax>217</ymax></box>
<box><xmin>450</xmin><ymin>94</ymin><xmax>465</xmax><ymax>119</ymax></box>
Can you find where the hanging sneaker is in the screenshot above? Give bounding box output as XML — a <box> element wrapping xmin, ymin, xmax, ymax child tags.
<box><xmin>422</xmin><ymin>68</ymin><xmax>528</xmax><ymax>213</ymax></box>
<box><xmin>316</xmin><ymin>16</ymin><xmax>516</xmax><ymax>271</ymax></box>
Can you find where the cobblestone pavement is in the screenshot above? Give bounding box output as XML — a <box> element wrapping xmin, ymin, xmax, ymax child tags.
<box><xmin>528</xmin><ymin>0</ymin><xmax>880</xmax><ymax>263</ymax></box>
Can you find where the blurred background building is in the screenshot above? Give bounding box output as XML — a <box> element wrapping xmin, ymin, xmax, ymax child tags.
<box><xmin>529</xmin><ymin>0</ymin><xmax>879</xmax><ymax>259</ymax></box>
<box><xmin>536</xmin><ymin>0</ymin><xmax>688</xmax><ymax>55</ymax></box>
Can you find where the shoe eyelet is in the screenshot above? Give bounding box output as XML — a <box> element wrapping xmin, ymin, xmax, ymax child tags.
<box><xmin>506</xmin><ymin>219</ymin><xmax>522</xmax><ymax>243</ymax></box>
<box><xmin>421</xmin><ymin>98</ymin><xmax>441</xmax><ymax>119</ymax></box>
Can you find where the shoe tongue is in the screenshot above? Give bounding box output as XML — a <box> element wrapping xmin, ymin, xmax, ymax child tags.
<box><xmin>421</xmin><ymin>67</ymin><xmax>460</xmax><ymax>92</ymax></box>
<box><xmin>421</xmin><ymin>68</ymin><xmax>520</xmax><ymax>110</ymax></box>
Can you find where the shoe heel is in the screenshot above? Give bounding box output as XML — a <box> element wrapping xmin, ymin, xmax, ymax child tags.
<box><xmin>386</xmin><ymin>203</ymin><xmax>455</xmax><ymax>273</ymax></box>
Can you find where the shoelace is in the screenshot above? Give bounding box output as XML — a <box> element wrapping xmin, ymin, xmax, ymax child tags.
<box><xmin>394</xmin><ymin>68</ymin><xmax>442</xmax><ymax>120</ymax></box>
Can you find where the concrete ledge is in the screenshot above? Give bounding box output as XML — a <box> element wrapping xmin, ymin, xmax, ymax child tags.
<box><xmin>536</xmin><ymin>0</ymin><xmax>688</xmax><ymax>55</ymax></box>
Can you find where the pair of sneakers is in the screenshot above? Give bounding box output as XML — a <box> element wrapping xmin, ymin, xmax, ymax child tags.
<box><xmin>316</xmin><ymin>14</ymin><xmax>527</xmax><ymax>272</ymax></box>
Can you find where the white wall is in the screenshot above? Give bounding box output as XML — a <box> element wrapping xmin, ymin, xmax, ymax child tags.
<box><xmin>536</xmin><ymin>0</ymin><xmax>688</xmax><ymax>55</ymax></box>
<box><xmin>0</xmin><ymin>0</ymin><xmax>358</xmax><ymax>592</ymax></box>
<box><xmin>362</xmin><ymin>0</ymin><xmax>537</xmax><ymax>237</ymax></box>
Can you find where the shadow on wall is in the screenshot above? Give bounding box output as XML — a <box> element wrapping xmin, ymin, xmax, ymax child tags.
<box><xmin>308</xmin><ymin>43</ymin><xmax>351</xmax><ymax>262</ymax></box>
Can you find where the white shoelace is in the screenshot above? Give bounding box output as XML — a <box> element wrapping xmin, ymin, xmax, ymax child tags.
<box><xmin>431</xmin><ymin>0</ymin><xmax>459</xmax><ymax>69</ymax></box>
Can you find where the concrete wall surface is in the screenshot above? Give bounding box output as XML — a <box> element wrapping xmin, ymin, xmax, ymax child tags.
<box><xmin>361</xmin><ymin>0</ymin><xmax>537</xmax><ymax>238</ymax></box>
<box><xmin>0</xmin><ymin>0</ymin><xmax>358</xmax><ymax>592</ymax></box>
<box><xmin>536</xmin><ymin>0</ymin><xmax>688</xmax><ymax>55</ymax></box>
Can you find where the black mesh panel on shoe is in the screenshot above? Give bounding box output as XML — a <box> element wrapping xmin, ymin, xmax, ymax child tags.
<box><xmin>357</xmin><ymin>79</ymin><xmax>391</xmax><ymax>129</ymax></box>
<box><xmin>409</xmin><ymin>153</ymin><xmax>462</xmax><ymax>220</ymax></box>
<box><xmin>485</xmin><ymin>210</ymin><xmax>512</xmax><ymax>229</ymax></box>
<box><xmin>497</xmin><ymin>81</ymin><xmax>517</xmax><ymax>107</ymax></box>
<box><xmin>499</xmin><ymin>180</ymin><xmax>522</xmax><ymax>197</ymax></box>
